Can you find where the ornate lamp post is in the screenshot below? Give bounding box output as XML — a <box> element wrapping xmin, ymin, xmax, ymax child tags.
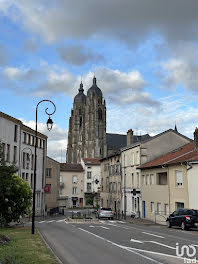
<box><xmin>32</xmin><ymin>100</ymin><xmax>56</xmax><ymax>234</ymax></box>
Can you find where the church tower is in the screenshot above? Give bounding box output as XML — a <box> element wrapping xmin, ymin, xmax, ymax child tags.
<box><xmin>66</xmin><ymin>77</ymin><xmax>107</xmax><ymax>163</ymax></box>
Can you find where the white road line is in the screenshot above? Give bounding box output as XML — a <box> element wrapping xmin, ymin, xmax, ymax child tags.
<box><xmin>89</xmin><ymin>226</ymin><xmax>95</xmax><ymax>228</ymax></box>
<box><xmin>118</xmin><ymin>221</ymin><xmax>125</xmax><ymax>223</ymax></box>
<box><xmin>99</xmin><ymin>220</ymin><xmax>105</xmax><ymax>223</ymax></box>
<box><xmin>47</xmin><ymin>220</ymin><xmax>56</xmax><ymax>223</ymax></box>
<box><xmin>146</xmin><ymin>241</ymin><xmax>176</xmax><ymax>250</ymax></box>
<box><xmin>142</xmin><ymin>232</ymin><xmax>165</xmax><ymax>239</ymax></box>
<box><xmin>56</xmin><ymin>219</ymin><xmax>65</xmax><ymax>222</ymax></box>
<box><xmin>109</xmin><ymin>220</ymin><xmax>115</xmax><ymax>223</ymax></box>
<box><xmin>107</xmin><ymin>223</ymin><xmax>129</xmax><ymax>230</ymax></box>
<box><xmin>130</xmin><ymin>239</ymin><xmax>144</xmax><ymax>243</ymax></box>
<box><xmin>100</xmin><ymin>226</ymin><xmax>110</xmax><ymax>230</ymax></box>
<box><xmin>38</xmin><ymin>221</ymin><xmax>46</xmax><ymax>223</ymax></box>
<box><xmin>78</xmin><ymin>228</ymin><xmax>163</xmax><ymax>264</ymax></box>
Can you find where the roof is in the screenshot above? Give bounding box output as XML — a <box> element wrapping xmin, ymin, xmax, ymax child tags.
<box><xmin>74</xmin><ymin>82</ymin><xmax>86</xmax><ymax>103</ymax></box>
<box><xmin>121</xmin><ymin>129</ymin><xmax>191</xmax><ymax>152</ymax></box>
<box><xmin>139</xmin><ymin>142</ymin><xmax>198</xmax><ymax>169</ymax></box>
<box><xmin>82</xmin><ymin>158</ymin><xmax>100</xmax><ymax>165</ymax></box>
<box><xmin>100</xmin><ymin>151</ymin><xmax>121</xmax><ymax>161</ymax></box>
<box><xmin>60</xmin><ymin>163</ymin><xmax>84</xmax><ymax>172</ymax></box>
<box><xmin>47</xmin><ymin>156</ymin><xmax>60</xmax><ymax>164</ymax></box>
<box><xmin>87</xmin><ymin>77</ymin><xmax>103</xmax><ymax>97</ymax></box>
<box><xmin>108</xmin><ymin>133</ymin><xmax>151</xmax><ymax>151</ymax></box>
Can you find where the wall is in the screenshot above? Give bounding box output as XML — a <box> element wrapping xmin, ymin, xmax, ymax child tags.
<box><xmin>187</xmin><ymin>162</ymin><xmax>198</xmax><ymax>210</ymax></box>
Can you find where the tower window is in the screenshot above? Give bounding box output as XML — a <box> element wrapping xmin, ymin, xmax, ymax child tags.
<box><xmin>98</xmin><ymin>108</ymin><xmax>102</xmax><ymax>120</ymax></box>
<box><xmin>80</xmin><ymin>117</ymin><xmax>82</xmax><ymax>127</ymax></box>
<box><xmin>79</xmin><ymin>109</ymin><xmax>82</xmax><ymax>115</ymax></box>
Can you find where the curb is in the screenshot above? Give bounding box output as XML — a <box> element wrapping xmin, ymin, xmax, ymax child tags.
<box><xmin>37</xmin><ymin>229</ymin><xmax>64</xmax><ymax>264</ymax></box>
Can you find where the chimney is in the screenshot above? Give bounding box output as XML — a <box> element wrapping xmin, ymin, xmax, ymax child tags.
<box><xmin>194</xmin><ymin>127</ymin><xmax>198</xmax><ymax>149</ymax></box>
<box><xmin>127</xmin><ymin>129</ymin><xmax>133</xmax><ymax>146</ymax></box>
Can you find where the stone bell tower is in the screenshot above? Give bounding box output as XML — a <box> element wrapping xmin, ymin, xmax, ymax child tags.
<box><xmin>66</xmin><ymin>77</ymin><xmax>107</xmax><ymax>163</ymax></box>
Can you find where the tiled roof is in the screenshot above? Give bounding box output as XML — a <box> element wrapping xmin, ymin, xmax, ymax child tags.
<box><xmin>82</xmin><ymin>158</ymin><xmax>100</xmax><ymax>165</ymax></box>
<box><xmin>139</xmin><ymin>143</ymin><xmax>197</xmax><ymax>169</ymax></box>
<box><xmin>60</xmin><ymin>163</ymin><xmax>84</xmax><ymax>172</ymax></box>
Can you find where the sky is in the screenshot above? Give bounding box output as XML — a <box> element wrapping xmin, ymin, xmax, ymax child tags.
<box><xmin>1</xmin><ymin>0</ymin><xmax>198</xmax><ymax>161</ymax></box>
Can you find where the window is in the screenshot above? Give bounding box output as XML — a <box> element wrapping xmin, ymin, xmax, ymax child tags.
<box><xmin>28</xmin><ymin>134</ymin><xmax>31</xmax><ymax>145</ymax></box>
<box><xmin>26</xmin><ymin>153</ymin><xmax>30</xmax><ymax>169</ymax></box>
<box><xmin>14</xmin><ymin>125</ymin><xmax>18</xmax><ymax>142</ymax></box>
<box><xmin>73</xmin><ymin>175</ymin><xmax>77</xmax><ymax>183</ymax></box>
<box><xmin>106</xmin><ymin>177</ymin><xmax>109</xmax><ymax>191</ymax></box>
<box><xmin>142</xmin><ymin>175</ymin><xmax>145</xmax><ymax>185</ymax></box>
<box><xmin>146</xmin><ymin>175</ymin><xmax>150</xmax><ymax>185</ymax></box>
<box><xmin>131</xmin><ymin>173</ymin><xmax>134</xmax><ymax>187</ymax></box>
<box><xmin>23</xmin><ymin>132</ymin><xmax>26</xmax><ymax>143</ymax></box>
<box><xmin>109</xmin><ymin>182</ymin><xmax>112</xmax><ymax>192</ymax></box>
<box><xmin>132</xmin><ymin>153</ymin><xmax>135</xmax><ymax>165</ymax></box>
<box><xmin>175</xmin><ymin>170</ymin><xmax>183</xmax><ymax>187</ymax></box>
<box><xmin>151</xmin><ymin>202</ymin><xmax>155</xmax><ymax>213</ymax></box>
<box><xmin>72</xmin><ymin>187</ymin><xmax>77</xmax><ymax>194</ymax></box>
<box><xmin>31</xmin><ymin>154</ymin><xmax>34</xmax><ymax>170</ymax></box>
<box><xmin>157</xmin><ymin>203</ymin><xmax>161</xmax><ymax>214</ymax></box>
<box><xmin>26</xmin><ymin>173</ymin><xmax>28</xmax><ymax>181</ymax></box>
<box><xmin>87</xmin><ymin>183</ymin><xmax>91</xmax><ymax>192</ymax></box>
<box><xmin>150</xmin><ymin>174</ymin><xmax>154</xmax><ymax>185</ymax></box>
<box><xmin>136</xmin><ymin>151</ymin><xmax>139</xmax><ymax>165</ymax></box>
<box><xmin>164</xmin><ymin>204</ymin><xmax>169</xmax><ymax>215</ymax></box>
<box><xmin>136</xmin><ymin>172</ymin><xmax>140</xmax><ymax>187</ymax></box>
<box><xmin>36</xmin><ymin>192</ymin><xmax>41</xmax><ymax>207</ymax></box>
<box><xmin>176</xmin><ymin>202</ymin><xmax>184</xmax><ymax>209</ymax></box>
<box><xmin>157</xmin><ymin>172</ymin><xmax>167</xmax><ymax>185</ymax></box>
<box><xmin>2</xmin><ymin>143</ymin><xmax>5</xmax><ymax>160</ymax></box>
<box><xmin>46</xmin><ymin>168</ymin><xmax>51</xmax><ymax>178</ymax></box>
<box><xmin>87</xmin><ymin>171</ymin><xmax>91</xmax><ymax>179</ymax></box>
<box><xmin>6</xmin><ymin>144</ymin><xmax>10</xmax><ymax>162</ymax></box>
<box><xmin>22</xmin><ymin>172</ymin><xmax>25</xmax><ymax>180</ymax></box>
<box><xmin>13</xmin><ymin>146</ymin><xmax>17</xmax><ymax>163</ymax></box>
<box><xmin>98</xmin><ymin>108</ymin><xmax>102</xmax><ymax>120</ymax></box>
<box><xmin>30</xmin><ymin>135</ymin><xmax>34</xmax><ymax>145</ymax></box>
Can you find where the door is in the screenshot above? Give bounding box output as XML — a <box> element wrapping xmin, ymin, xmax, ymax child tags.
<box><xmin>80</xmin><ymin>198</ymin><xmax>83</xmax><ymax>207</ymax></box>
<box><xmin>114</xmin><ymin>201</ymin><xmax>117</xmax><ymax>213</ymax></box>
<box><xmin>142</xmin><ymin>201</ymin><xmax>146</xmax><ymax>218</ymax></box>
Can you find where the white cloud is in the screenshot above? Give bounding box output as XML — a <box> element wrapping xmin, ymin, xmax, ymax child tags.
<box><xmin>19</xmin><ymin>119</ymin><xmax>67</xmax><ymax>162</ymax></box>
<box><xmin>1</xmin><ymin>0</ymin><xmax>198</xmax><ymax>45</ymax></box>
<box><xmin>3</xmin><ymin>66</ymin><xmax>41</xmax><ymax>81</ymax></box>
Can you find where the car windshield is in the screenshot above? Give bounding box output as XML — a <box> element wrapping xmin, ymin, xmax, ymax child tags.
<box><xmin>100</xmin><ymin>208</ymin><xmax>112</xmax><ymax>211</ymax></box>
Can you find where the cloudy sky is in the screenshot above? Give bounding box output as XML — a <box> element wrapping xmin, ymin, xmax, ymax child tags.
<box><xmin>1</xmin><ymin>0</ymin><xmax>198</xmax><ymax>161</ymax></box>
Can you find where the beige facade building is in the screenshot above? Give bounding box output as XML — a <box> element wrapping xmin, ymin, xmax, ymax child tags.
<box><xmin>139</xmin><ymin>141</ymin><xmax>198</xmax><ymax>224</ymax></box>
<box><xmin>100</xmin><ymin>152</ymin><xmax>122</xmax><ymax>213</ymax></box>
<box><xmin>121</xmin><ymin>128</ymin><xmax>191</xmax><ymax>217</ymax></box>
<box><xmin>45</xmin><ymin>157</ymin><xmax>60</xmax><ymax>213</ymax></box>
<box><xmin>59</xmin><ymin>163</ymin><xmax>84</xmax><ymax>208</ymax></box>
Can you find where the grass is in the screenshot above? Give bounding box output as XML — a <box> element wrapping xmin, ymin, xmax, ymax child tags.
<box><xmin>0</xmin><ymin>226</ymin><xmax>59</xmax><ymax>264</ymax></box>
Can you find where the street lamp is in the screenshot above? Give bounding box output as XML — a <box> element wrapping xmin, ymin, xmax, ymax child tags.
<box><xmin>32</xmin><ymin>100</ymin><xmax>56</xmax><ymax>234</ymax></box>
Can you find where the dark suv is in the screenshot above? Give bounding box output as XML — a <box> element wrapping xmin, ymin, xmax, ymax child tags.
<box><xmin>166</xmin><ymin>209</ymin><xmax>198</xmax><ymax>230</ymax></box>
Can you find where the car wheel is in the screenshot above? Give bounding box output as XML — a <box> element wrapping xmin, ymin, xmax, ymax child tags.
<box><xmin>181</xmin><ymin>221</ymin><xmax>186</xmax><ymax>230</ymax></box>
<box><xmin>167</xmin><ymin>220</ymin><xmax>172</xmax><ymax>228</ymax></box>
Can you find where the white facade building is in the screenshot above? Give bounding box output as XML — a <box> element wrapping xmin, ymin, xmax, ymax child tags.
<box><xmin>0</xmin><ymin>111</ymin><xmax>47</xmax><ymax>215</ymax></box>
<box><xmin>81</xmin><ymin>158</ymin><xmax>101</xmax><ymax>206</ymax></box>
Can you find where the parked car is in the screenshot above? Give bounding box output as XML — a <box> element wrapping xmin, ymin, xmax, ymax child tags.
<box><xmin>97</xmin><ymin>208</ymin><xmax>114</xmax><ymax>220</ymax></box>
<box><xmin>166</xmin><ymin>208</ymin><xmax>198</xmax><ymax>230</ymax></box>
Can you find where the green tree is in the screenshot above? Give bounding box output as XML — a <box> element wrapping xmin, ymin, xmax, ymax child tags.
<box><xmin>0</xmin><ymin>143</ymin><xmax>32</xmax><ymax>225</ymax></box>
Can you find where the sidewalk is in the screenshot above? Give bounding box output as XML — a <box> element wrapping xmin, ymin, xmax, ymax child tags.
<box><xmin>124</xmin><ymin>216</ymin><xmax>163</xmax><ymax>226</ymax></box>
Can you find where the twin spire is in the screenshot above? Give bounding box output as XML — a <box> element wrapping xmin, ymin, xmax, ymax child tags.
<box><xmin>78</xmin><ymin>76</ymin><xmax>97</xmax><ymax>93</ymax></box>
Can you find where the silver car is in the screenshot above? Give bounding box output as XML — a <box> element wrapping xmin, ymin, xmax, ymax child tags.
<box><xmin>98</xmin><ymin>208</ymin><xmax>114</xmax><ymax>220</ymax></box>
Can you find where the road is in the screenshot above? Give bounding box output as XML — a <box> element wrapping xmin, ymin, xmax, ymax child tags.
<box><xmin>37</xmin><ymin>216</ymin><xmax>198</xmax><ymax>264</ymax></box>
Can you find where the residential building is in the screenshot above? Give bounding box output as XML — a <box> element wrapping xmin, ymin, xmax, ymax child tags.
<box><xmin>139</xmin><ymin>132</ymin><xmax>198</xmax><ymax>224</ymax></box>
<box><xmin>121</xmin><ymin>128</ymin><xmax>191</xmax><ymax>217</ymax></box>
<box><xmin>59</xmin><ymin>163</ymin><xmax>84</xmax><ymax>208</ymax></box>
<box><xmin>0</xmin><ymin>111</ymin><xmax>47</xmax><ymax>215</ymax></box>
<box><xmin>81</xmin><ymin>158</ymin><xmax>101</xmax><ymax>207</ymax></box>
<box><xmin>100</xmin><ymin>152</ymin><xmax>121</xmax><ymax>214</ymax></box>
<box><xmin>45</xmin><ymin>157</ymin><xmax>60</xmax><ymax>213</ymax></box>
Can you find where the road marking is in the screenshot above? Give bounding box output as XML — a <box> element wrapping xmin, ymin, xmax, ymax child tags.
<box><xmin>146</xmin><ymin>241</ymin><xmax>175</xmax><ymax>250</ymax></box>
<box><xmin>78</xmin><ymin>228</ymin><xmax>189</xmax><ymax>263</ymax></box>
<box><xmin>100</xmin><ymin>226</ymin><xmax>110</xmax><ymax>230</ymax></box>
<box><xmin>38</xmin><ymin>221</ymin><xmax>46</xmax><ymax>223</ymax></box>
<box><xmin>107</xmin><ymin>223</ymin><xmax>129</xmax><ymax>230</ymax></box>
<box><xmin>142</xmin><ymin>232</ymin><xmax>165</xmax><ymax>239</ymax></box>
<box><xmin>118</xmin><ymin>221</ymin><xmax>125</xmax><ymax>223</ymax></box>
<box><xmin>89</xmin><ymin>226</ymin><xmax>95</xmax><ymax>228</ymax></box>
<box><xmin>130</xmin><ymin>239</ymin><xmax>144</xmax><ymax>243</ymax></box>
<box><xmin>78</xmin><ymin>228</ymin><xmax>163</xmax><ymax>264</ymax></box>
<box><xmin>109</xmin><ymin>220</ymin><xmax>115</xmax><ymax>223</ymax></box>
<box><xmin>99</xmin><ymin>220</ymin><xmax>105</xmax><ymax>223</ymax></box>
<box><xmin>47</xmin><ymin>220</ymin><xmax>56</xmax><ymax>223</ymax></box>
<box><xmin>56</xmin><ymin>219</ymin><xmax>65</xmax><ymax>222</ymax></box>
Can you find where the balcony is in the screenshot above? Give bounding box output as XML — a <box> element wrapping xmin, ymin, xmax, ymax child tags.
<box><xmin>59</xmin><ymin>182</ymin><xmax>64</xmax><ymax>188</ymax></box>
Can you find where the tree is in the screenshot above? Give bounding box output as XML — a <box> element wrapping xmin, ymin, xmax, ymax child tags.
<box><xmin>0</xmin><ymin>143</ymin><xmax>32</xmax><ymax>225</ymax></box>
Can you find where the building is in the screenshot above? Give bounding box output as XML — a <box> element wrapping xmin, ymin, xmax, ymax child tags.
<box><xmin>81</xmin><ymin>158</ymin><xmax>101</xmax><ymax>207</ymax></box>
<box><xmin>121</xmin><ymin>128</ymin><xmax>191</xmax><ymax>218</ymax></box>
<box><xmin>0</xmin><ymin>111</ymin><xmax>47</xmax><ymax>215</ymax></box>
<box><xmin>138</xmin><ymin>129</ymin><xmax>198</xmax><ymax>224</ymax></box>
<box><xmin>100</xmin><ymin>151</ymin><xmax>122</xmax><ymax>214</ymax></box>
<box><xmin>66</xmin><ymin>77</ymin><xmax>107</xmax><ymax>163</ymax></box>
<box><xmin>59</xmin><ymin>163</ymin><xmax>84</xmax><ymax>208</ymax></box>
<box><xmin>45</xmin><ymin>156</ymin><xmax>60</xmax><ymax>213</ymax></box>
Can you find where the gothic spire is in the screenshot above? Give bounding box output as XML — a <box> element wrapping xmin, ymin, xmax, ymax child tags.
<box><xmin>79</xmin><ymin>81</ymin><xmax>84</xmax><ymax>93</ymax></box>
<box><xmin>174</xmin><ymin>123</ymin><xmax>178</xmax><ymax>132</ymax></box>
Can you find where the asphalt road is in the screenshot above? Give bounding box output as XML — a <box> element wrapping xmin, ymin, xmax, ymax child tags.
<box><xmin>37</xmin><ymin>217</ymin><xmax>198</xmax><ymax>264</ymax></box>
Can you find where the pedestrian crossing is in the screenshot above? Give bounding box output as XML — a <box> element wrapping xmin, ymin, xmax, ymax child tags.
<box><xmin>37</xmin><ymin>219</ymin><xmax>126</xmax><ymax>225</ymax></box>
